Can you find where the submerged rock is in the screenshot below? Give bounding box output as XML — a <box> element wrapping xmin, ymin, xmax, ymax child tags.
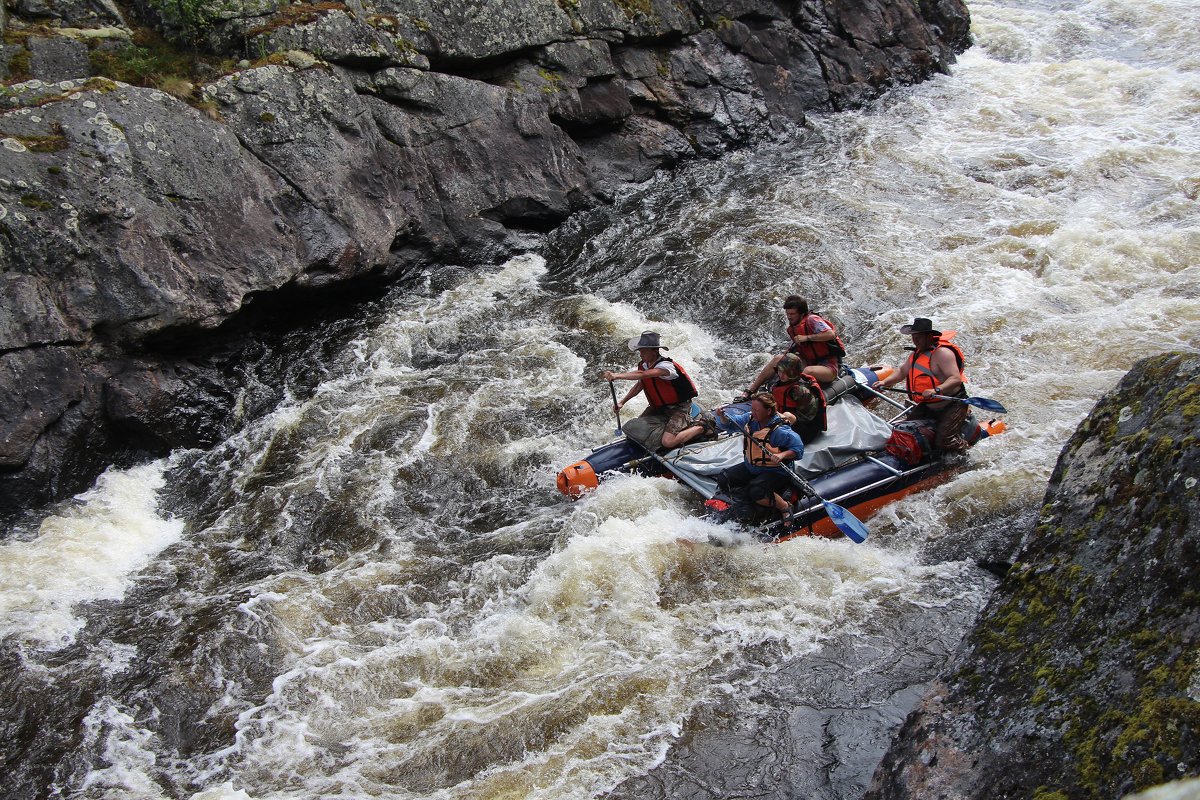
<box><xmin>867</xmin><ymin>352</ymin><xmax>1200</xmax><ymax>800</ymax></box>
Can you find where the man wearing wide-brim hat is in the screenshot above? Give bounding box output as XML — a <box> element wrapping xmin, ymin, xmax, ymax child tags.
<box><xmin>873</xmin><ymin>318</ymin><xmax>971</xmax><ymax>452</ymax></box>
<box><xmin>602</xmin><ymin>331</ymin><xmax>712</xmax><ymax>452</ymax></box>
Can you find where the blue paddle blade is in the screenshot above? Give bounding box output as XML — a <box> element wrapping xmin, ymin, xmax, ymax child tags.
<box><xmin>823</xmin><ymin>501</ymin><xmax>869</xmax><ymax>543</ymax></box>
<box><xmin>964</xmin><ymin>396</ymin><xmax>1007</xmax><ymax>413</ymax></box>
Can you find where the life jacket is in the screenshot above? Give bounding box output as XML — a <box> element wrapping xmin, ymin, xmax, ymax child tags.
<box><xmin>641</xmin><ymin>357</ymin><xmax>699</xmax><ymax>408</ymax></box>
<box><xmin>789</xmin><ymin>313</ymin><xmax>847</xmax><ymax>363</ymax></box>
<box><xmin>905</xmin><ymin>338</ymin><xmax>966</xmax><ymax>404</ymax></box>
<box><xmin>743</xmin><ymin>418</ymin><xmax>789</xmax><ymax>468</ymax></box>
<box><xmin>772</xmin><ymin>374</ymin><xmax>827</xmax><ymax>442</ymax></box>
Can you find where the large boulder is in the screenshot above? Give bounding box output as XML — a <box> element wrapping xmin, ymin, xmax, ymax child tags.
<box><xmin>867</xmin><ymin>352</ymin><xmax>1200</xmax><ymax>799</ymax></box>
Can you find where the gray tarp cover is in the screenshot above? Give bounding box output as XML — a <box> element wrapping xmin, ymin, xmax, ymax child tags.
<box><xmin>655</xmin><ymin>397</ymin><xmax>895</xmax><ymax>499</ymax></box>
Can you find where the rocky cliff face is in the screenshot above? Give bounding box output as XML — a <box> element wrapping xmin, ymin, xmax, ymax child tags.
<box><xmin>867</xmin><ymin>352</ymin><xmax>1200</xmax><ymax>800</ymax></box>
<box><xmin>0</xmin><ymin>0</ymin><xmax>970</xmax><ymax>519</ymax></box>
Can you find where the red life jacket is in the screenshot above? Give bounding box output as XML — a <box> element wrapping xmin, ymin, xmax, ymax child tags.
<box><xmin>788</xmin><ymin>314</ymin><xmax>847</xmax><ymax>363</ymax></box>
<box><xmin>641</xmin><ymin>357</ymin><xmax>699</xmax><ymax>407</ymax></box>
<box><xmin>772</xmin><ymin>374</ymin><xmax>827</xmax><ymax>438</ymax></box>
<box><xmin>906</xmin><ymin>339</ymin><xmax>966</xmax><ymax>403</ymax></box>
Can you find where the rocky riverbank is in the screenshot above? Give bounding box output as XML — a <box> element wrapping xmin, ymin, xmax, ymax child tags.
<box><xmin>867</xmin><ymin>352</ymin><xmax>1200</xmax><ymax>799</ymax></box>
<box><xmin>0</xmin><ymin>0</ymin><xmax>971</xmax><ymax>519</ymax></box>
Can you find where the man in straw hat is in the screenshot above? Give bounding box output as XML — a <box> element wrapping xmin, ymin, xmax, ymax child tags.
<box><xmin>874</xmin><ymin>317</ymin><xmax>970</xmax><ymax>452</ymax></box>
<box><xmin>602</xmin><ymin>331</ymin><xmax>713</xmax><ymax>452</ymax></box>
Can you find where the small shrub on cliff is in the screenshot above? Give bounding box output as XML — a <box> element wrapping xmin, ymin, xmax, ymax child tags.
<box><xmin>14</xmin><ymin>126</ymin><xmax>69</xmax><ymax>153</ymax></box>
<box><xmin>90</xmin><ymin>30</ymin><xmax>191</xmax><ymax>84</ymax></box>
<box><xmin>5</xmin><ymin>48</ymin><xmax>32</xmax><ymax>82</ymax></box>
<box><xmin>88</xmin><ymin>29</ymin><xmax>233</xmax><ymax>104</ymax></box>
<box><xmin>614</xmin><ymin>0</ymin><xmax>654</xmax><ymax>18</ymax></box>
<box><xmin>245</xmin><ymin>2</ymin><xmax>347</xmax><ymax>39</ymax></box>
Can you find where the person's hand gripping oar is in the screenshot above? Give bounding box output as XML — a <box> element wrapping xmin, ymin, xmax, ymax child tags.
<box><xmin>875</xmin><ymin>386</ymin><xmax>1006</xmax><ymax>413</ymax></box>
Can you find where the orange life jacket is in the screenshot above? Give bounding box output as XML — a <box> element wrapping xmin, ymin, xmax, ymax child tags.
<box><xmin>788</xmin><ymin>314</ymin><xmax>847</xmax><ymax>363</ymax></box>
<box><xmin>641</xmin><ymin>357</ymin><xmax>699</xmax><ymax>407</ymax></box>
<box><xmin>743</xmin><ymin>419</ymin><xmax>789</xmax><ymax>467</ymax></box>
<box><xmin>906</xmin><ymin>339</ymin><xmax>966</xmax><ymax>404</ymax></box>
<box><xmin>772</xmin><ymin>374</ymin><xmax>827</xmax><ymax>436</ymax></box>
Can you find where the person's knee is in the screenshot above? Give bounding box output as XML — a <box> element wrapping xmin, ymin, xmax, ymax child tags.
<box><xmin>805</xmin><ymin>365</ymin><xmax>835</xmax><ymax>383</ymax></box>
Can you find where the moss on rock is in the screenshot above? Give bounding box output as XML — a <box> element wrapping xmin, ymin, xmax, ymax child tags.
<box><xmin>868</xmin><ymin>353</ymin><xmax>1200</xmax><ymax>800</ymax></box>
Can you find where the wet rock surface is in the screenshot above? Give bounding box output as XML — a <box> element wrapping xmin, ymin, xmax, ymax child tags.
<box><xmin>0</xmin><ymin>0</ymin><xmax>970</xmax><ymax>518</ymax></box>
<box><xmin>610</xmin><ymin>571</ymin><xmax>994</xmax><ymax>800</ymax></box>
<box><xmin>866</xmin><ymin>352</ymin><xmax>1200</xmax><ymax>800</ymax></box>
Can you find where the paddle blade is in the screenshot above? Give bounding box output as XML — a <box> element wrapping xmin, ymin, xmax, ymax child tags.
<box><xmin>823</xmin><ymin>500</ymin><xmax>869</xmax><ymax>543</ymax></box>
<box><xmin>965</xmin><ymin>396</ymin><xmax>1007</xmax><ymax>413</ymax></box>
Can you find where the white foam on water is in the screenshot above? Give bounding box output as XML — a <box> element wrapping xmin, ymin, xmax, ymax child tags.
<box><xmin>11</xmin><ymin>1</ymin><xmax>1200</xmax><ymax>798</ymax></box>
<box><xmin>0</xmin><ymin>461</ymin><xmax>182</xmax><ymax>649</ymax></box>
<box><xmin>188</xmin><ymin>469</ymin><xmax>970</xmax><ymax>800</ymax></box>
<box><xmin>189</xmin><ymin>783</ymin><xmax>255</xmax><ymax>800</ymax></box>
<box><xmin>77</xmin><ymin>699</ymin><xmax>170</xmax><ymax>798</ymax></box>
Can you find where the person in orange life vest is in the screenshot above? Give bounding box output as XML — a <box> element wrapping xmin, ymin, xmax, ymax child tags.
<box><xmin>713</xmin><ymin>392</ymin><xmax>806</xmax><ymax>521</ymax></box>
<box><xmin>741</xmin><ymin>295</ymin><xmax>847</xmax><ymax>398</ymax></box>
<box><xmin>771</xmin><ymin>353</ymin><xmax>827</xmax><ymax>444</ymax></box>
<box><xmin>602</xmin><ymin>331</ymin><xmax>711</xmax><ymax>453</ymax></box>
<box><xmin>873</xmin><ymin>317</ymin><xmax>970</xmax><ymax>453</ymax></box>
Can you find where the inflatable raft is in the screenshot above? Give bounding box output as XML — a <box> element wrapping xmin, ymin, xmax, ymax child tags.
<box><xmin>556</xmin><ymin>366</ymin><xmax>1006</xmax><ymax>542</ymax></box>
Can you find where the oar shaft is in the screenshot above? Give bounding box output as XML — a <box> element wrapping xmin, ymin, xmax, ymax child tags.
<box><xmin>727</xmin><ymin>419</ymin><xmax>868</xmax><ymax>542</ymax></box>
<box><xmin>878</xmin><ymin>386</ymin><xmax>1005</xmax><ymax>412</ymax></box>
<box><xmin>647</xmin><ymin>449</ymin><xmax>717</xmax><ymax>500</ymax></box>
<box><xmin>776</xmin><ymin>459</ymin><xmax>815</xmax><ymax>495</ymax></box>
<box><xmin>608</xmin><ymin>381</ymin><xmax>623</xmax><ymax>433</ymax></box>
<box><xmin>855</xmin><ymin>379</ymin><xmax>911</xmax><ymax>411</ymax></box>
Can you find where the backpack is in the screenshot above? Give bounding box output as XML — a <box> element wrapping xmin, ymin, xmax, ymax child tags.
<box><xmin>885</xmin><ymin>421</ymin><xmax>934</xmax><ymax>466</ymax></box>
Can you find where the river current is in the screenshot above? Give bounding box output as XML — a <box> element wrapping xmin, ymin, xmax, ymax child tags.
<box><xmin>2</xmin><ymin>0</ymin><xmax>1198</xmax><ymax>798</ymax></box>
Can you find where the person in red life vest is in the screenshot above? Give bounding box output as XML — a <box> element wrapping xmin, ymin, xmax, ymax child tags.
<box><xmin>739</xmin><ymin>295</ymin><xmax>848</xmax><ymax>398</ymax></box>
<box><xmin>602</xmin><ymin>331</ymin><xmax>712</xmax><ymax>453</ymax></box>
<box><xmin>874</xmin><ymin>317</ymin><xmax>970</xmax><ymax>453</ymax></box>
<box><xmin>713</xmin><ymin>392</ymin><xmax>806</xmax><ymax>522</ymax></box>
<box><xmin>771</xmin><ymin>353</ymin><xmax>828</xmax><ymax>444</ymax></box>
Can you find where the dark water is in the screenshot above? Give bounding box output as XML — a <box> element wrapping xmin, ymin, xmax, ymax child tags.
<box><xmin>2</xmin><ymin>0</ymin><xmax>1198</xmax><ymax>797</ymax></box>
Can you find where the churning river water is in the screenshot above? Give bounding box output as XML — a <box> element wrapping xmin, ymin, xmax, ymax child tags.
<box><xmin>2</xmin><ymin>0</ymin><xmax>1198</xmax><ymax>797</ymax></box>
